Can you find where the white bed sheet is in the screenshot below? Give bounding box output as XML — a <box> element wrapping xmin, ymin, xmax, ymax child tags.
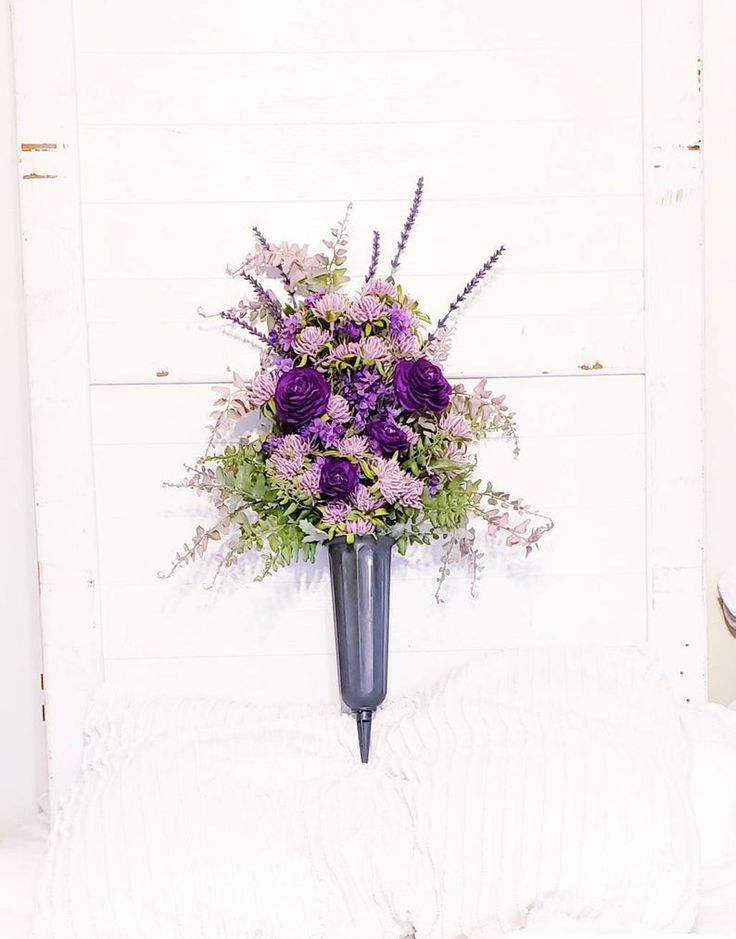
<box><xmin>32</xmin><ymin>647</ymin><xmax>704</xmax><ymax>938</ymax></box>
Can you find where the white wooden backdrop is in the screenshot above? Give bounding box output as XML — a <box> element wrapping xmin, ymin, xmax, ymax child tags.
<box><xmin>12</xmin><ymin>0</ymin><xmax>705</xmax><ymax>810</ymax></box>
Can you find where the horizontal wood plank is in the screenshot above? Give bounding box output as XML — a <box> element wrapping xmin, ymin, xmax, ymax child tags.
<box><xmin>81</xmin><ymin>196</ymin><xmax>642</xmax><ymax>279</ymax></box>
<box><xmin>87</xmin><ymin>313</ymin><xmax>644</xmax><ymax>384</ymax></box>
<box><xmin>78</xmin><ymin>121</ymin><xmax>642</xmax><ymax>204</ymax></box>
<box><xmin>74</xmin><ymin>0</ymin><xmax>641</xmax><ymax>54</ymax></box>
<box><xmin>76</xmin><ymin>47</ymin><xmax>640</xmax><ymax>126</ymax></box>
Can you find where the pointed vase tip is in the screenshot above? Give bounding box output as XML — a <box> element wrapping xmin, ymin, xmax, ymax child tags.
<box><xmin>356</xmin><ymin>710</ymin><xmax>373</xmax><ymax>763</ymax></box>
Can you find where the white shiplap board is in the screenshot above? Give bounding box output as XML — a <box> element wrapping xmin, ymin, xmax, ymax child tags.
<box><xmin>13</xmin><ymin>0</ymin><xmax>704</xmax><ymax>809</ymax></box>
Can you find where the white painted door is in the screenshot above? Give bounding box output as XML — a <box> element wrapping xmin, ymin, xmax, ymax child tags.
<box><xmin>13</xmin><ymin>0</ymin><xmax>704</xmax><ymax>808</ymax></box>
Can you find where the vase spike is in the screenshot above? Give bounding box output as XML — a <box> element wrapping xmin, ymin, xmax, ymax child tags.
<box><xmin>356</xmin><ymin>709</ymin><xmax>373</xmax><ymax>763</ymax></box>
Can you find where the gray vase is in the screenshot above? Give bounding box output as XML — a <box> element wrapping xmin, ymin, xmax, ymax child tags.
<box><xmin>327</xmin><ymin>535</ymin><xmax>394</xmax><ymax>763</ymax></box>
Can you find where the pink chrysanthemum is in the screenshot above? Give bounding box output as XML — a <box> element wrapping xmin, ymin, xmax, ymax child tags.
<box><xmin>390</xmin><ymin>334</ymin><xmax>422</xmax><ymax>360</ymax></box>
<box><xmin>275</xmin><ymin>434</ymin><xmax>310</xmax><ymax>458</ymax></box>
<box><xmin>250</xmin><ymin>370</ymin><xmax>278</xmax><ymax>406</ymax></box>
<box><xmin>292</xmin><ymin>326</ymin><xmax>330</xmax><ymax>356</ymax></box>
<box><xmin>321</xmin><ymin>501</ymin><xmax>350</xmax><ymax>525</ymax></box>
<box><xmin>399</xmin><ymin>476</ymin><xmax>424</xmax><ymax>508</ymax></box>
<box><xmin>329</xmin><ymin>341</ymin><xmax>362</xmax><ymax>361</ymax></box>
<box><xmin>337</xmin><ymin>435</ymin><xmax>371</xmax><ymax>458</ymax></box>
<box><xmin>374</xmin><ymin>458</ymin><xmax>424</xmax><ymax>507</ymax></box>
<box><xmin>349</xmin><ymin>295</ymin><xmax>384</xmax><ymax>323</ymax></box>
<box><xmin>297</xmin><ymin>466</ymin><xmax>321</xmax><ymax>497</ymax></box>
<box><xmin>267</xmin><ymin>453</ymin><xmax>304</xmax><ymax>479</ymax></box>
<box><xmin>359</xmin><ymin>336</ymin><xmax>390</xmax><ymax>362</ymax></box>
<box><xmin>352</xmin><ymin>484</ymin><xmax>384</xmax><ymax>512</ymax></box>
<box><xmin>440</xmin><ymin>413</ymin><xmax>473</xmax><ymax>440</ymax></box>
<box><xmin>445</xmin><ymin>440</ymin><xmax>468</xmax><ymax>465</ymax></box>
<box><xmin>363</xmin><ymin>278</ymin><xmax>396</xmax><ymax>299</ymax></box>
<box><xmin>313</xmin><ymin>292</ymin><xmax>350</xmax><ymax>317</ymax></box>
<box><xmin>327</xmin><ymin>395</ymin><xmax>352</xmax><ymax>423</ymax></box>
<box><xmin>345</xmin><ymin>518</ymin><xmax>375</xmax><ymax>535</ymax></box>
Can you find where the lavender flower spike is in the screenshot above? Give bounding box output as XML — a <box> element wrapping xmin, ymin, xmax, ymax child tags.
<box><xmin>241</xmin><ymin>272</ymin><xmax>282</xmax><ymax>319</ymax></box>
<box><xmin>365</xmin><ymin>230</ymin><xmax>381</xmax><ymax>283</ymax></box>
<box><xmin>435</xmin><ymin>244</ymin><xmax>506</xmax><ymax>332</ymax></box>
<box><xmin>219</xmin><ymin>306</ymin><xmax>269</xmax><ymax>344</ymax></box>
<box><xmin>252</xmin><ymin>225</ymin><xmax>269</xmax><ymax>249</ymax></box>
<box><xmin>390</xmin><ymin>176</ymin><xmax>424</xmax><ymax>274</ymax></box>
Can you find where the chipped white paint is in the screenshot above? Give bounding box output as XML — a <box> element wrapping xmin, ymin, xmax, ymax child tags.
<box><xmin>12</xmin><ymin>0</ymin><xmax>704</xmax><ymax>806</ymax></box>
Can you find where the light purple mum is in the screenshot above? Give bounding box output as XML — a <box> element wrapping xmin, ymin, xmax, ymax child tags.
<box><xmin>321</xmin><ymin>501</ymin><xmax>350</xmax><ymax>525</ymax></box>
<box><xmin>250</xmin><ymin>370</ymin><xmax>278</xmax><ymax>406</ymax></box>
<box><xmin>292</xmin><ymin>326</ymin><xmax>330</xmax><ymax>356</ymax></box>
<box><xmin>297</xmin><ymin>466</ymin><xmax>321</xmax><ymax>497</ymax></box>
<box><xmin>337</xmin><ymin>435</ymin><xmax>371</xmax><ymax>458</ymax></box>
<box><xmin>326</xmin><ymin>394</ymin><xmax>352</xmax><ymax>422</ymax></box>
<box><xmin>374</xmin><ymin>457</ymin><xmax>424</xmax><ymax>507</ymax></box>
<box><xmin>345</xmin><ymin>519</ymin><xmax>375</xmax><ymax>535</ymax></box>
<box><xmin>349</xmin><ymin>295</ymin><xmax>384</xmax><ymax>323</ymax></box>
<box><xmin>363</xmin><ymin>278</ymin><xmax>397</xmax><ymax>298</ymax></box>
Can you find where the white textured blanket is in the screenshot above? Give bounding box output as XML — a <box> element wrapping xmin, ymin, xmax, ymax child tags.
<box><xmin>33</xmin><ymin>647</ymin><xmax>698</xmax><ymax>938</ymax></box>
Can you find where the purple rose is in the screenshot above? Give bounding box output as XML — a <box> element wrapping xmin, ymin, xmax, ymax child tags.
<box><xmin>393</xmin><ymin>358</ymin><xmax>452</xmax><ymax>413</ymax></box>
<box><xmin>274</xmin><ymin>367</ymin><xmax>330</xmax><ymax>426</ymax></box>
<box><xmin>365</xmin><ymin>419</ymin><xmax>410</xmax><ymax>457</ymax></box>
<box><xmin>319</xmin><ymin>457</ymin><xmax>359</xmax><ymax>500</ymax></box>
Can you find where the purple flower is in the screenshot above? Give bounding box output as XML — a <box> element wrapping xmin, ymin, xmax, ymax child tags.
<box><xmin>274</xmin><ymin>367</ymin><xmax>330</xmax><ymax>426</ymax></box>
<box><xmin>341</xmin><ymin>367</ymin><xmax>396</xmax><ymax>428</ymax></box>
<box><xmin>335</xmin><ymin>321</ymin><xmax>362</xmax><ymax>342</ymax></box>
<box><xmin>319</xmin><ymin>457</ymin><xmax>360</xmax><ymax>500</ymax></box>
<box><xmin>428</xmin><ymin>474</ymin><xmax>442</xmax><ymax>496</ymax></box>
<box><xmin>274</xmin><ymin>313</ymin><xmax>302</xmax><ymax>351</ymax></box>
<box><xmin>388</xmin><ymin>304</ymin><xmax>416</xmax><ymax>336</ymax></box>
<box><xmin>300</xmin><ymin>418</ymin><xmax>346</xmax><ymax>448</ymax></box>
<box><xmin>365</xmin><ymin>419</ymin><xmax>410</xmax><ymax>457</ymax></box>
<box><xmin>394</xmin><ymin>358</ymin><xmax>451</xmax><ymax>413</ymax></box>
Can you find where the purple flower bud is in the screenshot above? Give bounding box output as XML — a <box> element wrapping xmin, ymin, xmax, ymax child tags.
<box><xmin>393</xmin><ymin>358</ymin><xmax>452</xmax><ymax>413</ymax></box>
<box><xmin>319</xmin><ymin>457</ymin><xmax>360</xmax><ymax>500</ymax></box>
<box><xmin>365</xmin><ymin>419</ymin><xmax>411</xmax><ymax>457</ymax></box>
<box><xmin>274</xmin><ymin>367</ymin><xmax>330</xmax><ymax>426</ymax></box>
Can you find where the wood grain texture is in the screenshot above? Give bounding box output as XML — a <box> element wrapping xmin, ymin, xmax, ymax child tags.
<box><xmin>642</xmin><ymin>0</ymin><xmax>706</xmax><ymax>702</ymax></box>
<box><xmin>14</xmin><ymin>0</ymin><xmax>705</xmax><ymax>807</ymax></box>
<box><xmin>12</xmin><ymin>0</ymin><xmax>104</xmax><ymax>812</ymax></box>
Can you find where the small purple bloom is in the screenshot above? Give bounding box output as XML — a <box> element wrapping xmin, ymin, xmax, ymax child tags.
<box><xmin>335</xmin><ymin>322</ymin><xmax>362</xmax><ymax>342</ymax></box>
<box><xmin>428</xmin><ymin>474</ymin><xmax>442</xmax><ymax>496</ymax></box>
<box><xmin>300</xmin><ymin>418</ymin><xmax>346</xmax><ymax>448</ymax></box>
<box><xmin>365</xmin><ymin>419</ymin><xmax>410</xmax><ymax>457</ymax></box>
<box><xmin>388</xmin><ymin>304</ymin><xmax>415</xmax><ymax>336</ymax></box>
<box><xmin>303</xmin><ymin>291</ymin><xmax>325</xmax><ymax>309</ymax></box>
<box><xmin>274</xmin><ymin>313</ymin><xmax>302</xmax><ymax>351</ymax></box>
<box><xmin>394</xmin><ymin>358</ymin><xmax>452</xmax><ymax>413</ymax></box>
<box><xmin>274</xmin><ymin>367</ymin><xmax>330</xmax><ymax>426</ymax></box>
<box><xmin>319</xmin><ymin>457</ymin><xmax>360</xmax><ymax>500</ymax></box>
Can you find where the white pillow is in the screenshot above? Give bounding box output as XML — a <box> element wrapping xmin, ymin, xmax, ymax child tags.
<box><xmin>381</xmin><ymin>647</ymin><xmax>698</xmax><ymax>936</ymax></box>
<box><xmin>32</xmin><ymin>647</ymin><xmax>698</xmax><ymax>938</ymax></box>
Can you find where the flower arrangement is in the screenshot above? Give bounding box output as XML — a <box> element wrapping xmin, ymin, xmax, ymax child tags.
<box><xmin>163</xmin><ymin>178</ymin><xmax>552</xmax><ymax>598</ymax></box>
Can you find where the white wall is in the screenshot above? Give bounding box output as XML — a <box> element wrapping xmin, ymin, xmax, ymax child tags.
<box><xmin>9</xmin><ymin>0</ymin><xmax>709</xmax><ymax>802</ymax></box>
<box><xmin>0</xmin><ymin>0</ymin><xmax>45</xmax><ymax>827</ymax></box>
<box><xmin>703</xmin><ymin>0</ymin><xmax>736</xmax><ymax>704</ymax></box>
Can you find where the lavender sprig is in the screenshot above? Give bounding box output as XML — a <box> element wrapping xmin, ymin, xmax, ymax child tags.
<box><xmin>434</xmin><ymin>244</ymin><xmax>505</xmax><ymax>333</ymax></box>
<box><xmin>390</xmin><ymin>176</ymin><xmax>424</xmax><ymax>274</ymax></box>
<box><xmin>241</xmin><ymin>272</ymin><xmax>282</xmax><ymax>319</ymax></box>
<box><xmin>252</xmin><ymin>225</ymin><xmax>268</xmax><ymax>249</ymax></box>
<box><xmin>219</xmin><ymin>307</ymin><xmax>269</xmax><ymax>343</ymax></box>
<box><xmin>365</xmin><ymin>230</ymin><xmax>380</xmax><ymax>282</ymax></box>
